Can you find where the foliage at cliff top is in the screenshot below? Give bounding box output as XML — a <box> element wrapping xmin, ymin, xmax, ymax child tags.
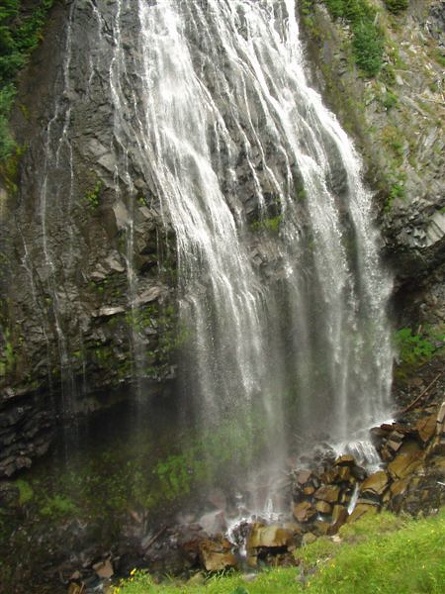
<box><xmin>114</xmin><ymin>509</ymin><xmax>445</xmax><ymax>594</ymax></box>
<box><xmin>0</xmin><ymin>0</ymin><xmax>53</xmax><ymax>160</ymax></box>
<box><xmin>322</xmin><ymin>0</ymin><xmax>385</xmax><ymax>77</ymax></box>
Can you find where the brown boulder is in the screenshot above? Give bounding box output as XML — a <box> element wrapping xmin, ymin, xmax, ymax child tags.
<box><xmin>314</xmin><ymin>485</ymin><xmax>340</xmax><ymax>503</ymax></box>
<box><xmin>347</xmin><ymin>502</ymin><xmax>378</xmax><ymax>523</ymax></box>
<box><xmin>360</xmin><ymin>470</ymin><xmax>390</xmax><ymax>497</ymax></box>
<box><xmin>331</xmin><ymin>504</ymin><xmax>349</xmax><ymax>529</ymax></box>
<box><xmin>293</xmin><ymin>501</ymin><xmax>317</xmax><ymax>523</ymax></box>
<box><xmin>387</xmin><ymin>441</ymin><xmax>424</xmax><ymax>480</ymax></box>
<box><xmin>416</xmin><ymin>414</ymin><xmax>437</xmax><ymax>444</ymax></box>
<box><xmin>93</xmin><ymin>558</ymin><xmax>114</xmax><ymax>579</ymax></box>
<box><xmin>315</xmin><ymin>500</ymin><xmax>332</xmax><ymax>514</ymax></box>
<box><xmin>334</xmin><ymin>455</ymin><xmax>356</xmax><ymax>466</ymax></box>
<box><xmin>247</xmin><ymin>524</ymin><xmax>294</xmax><ymax>550</ymax></box>
<box><xmin>199</xmin><ymin>538</ymin><xmax>237</xmax><ymax>572</ymax></box>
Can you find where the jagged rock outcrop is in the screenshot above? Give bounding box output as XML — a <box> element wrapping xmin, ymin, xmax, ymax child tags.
<box><xmin>0</xmin><ymin>1</ymin><xmax>178</xmax><ymax>472</ymax></box>
<box><xmin>299</xmin><ymin>0</ymin><xmax>445</xmax><ymax>321</ymax></box>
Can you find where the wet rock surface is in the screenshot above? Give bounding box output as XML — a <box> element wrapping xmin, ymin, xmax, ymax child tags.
<box><xmin>1</xmin><ymin>1</ymin><xmax>178</xmax><ymax>415</ymax></box>
<box><xmin>300</xmin><ymin>0</ymin><xmax>445</xmax><ymax>331</ymax></box>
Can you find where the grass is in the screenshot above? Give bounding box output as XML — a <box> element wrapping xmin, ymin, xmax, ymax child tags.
<box><xmin>113</xmin><ymin>509</ymin><xmax>445</xmax><ymax>593</ymax></box>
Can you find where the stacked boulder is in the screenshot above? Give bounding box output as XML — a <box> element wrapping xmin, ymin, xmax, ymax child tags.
<box><xmin>291</xmin><ymin>452</ymin><xmax>367</xmax><ymax>537</ymax></box>
<box><xmin>291</xmin><ymin>400</ymin><xmax>445</xmax><ymax>537</ymax></box>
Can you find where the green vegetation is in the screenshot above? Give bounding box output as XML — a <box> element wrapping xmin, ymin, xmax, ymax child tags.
<box><xmin>14</xmin><ymin>478</ymin><xmax>33</xmax><ymax>505</ymax></box>
<box><xmin>381</xmin><ymin>89</ymin><xmax>399</xmax><ymax>111</ymax></box>
<box><xmin>383</xmin><ymin>0</ymin><xmax>409</xmax><ymax>14</ymax></box>
<box><xmin>384</xmin><ymin>180</ymin><xmax>405</xmax><ymax>212</ymax></box>
<box><xmin>0</xmin><ymin>0</ymin><xmax>54</xmax><ymax>160</ymax></box>
<box><xmin>394</xmin><ymin>326</ymin><xmax>445</xmax><ymax>372</ymax></box>
<box><xmin>113</xmin><ymin>510</ymin><xmax>445</xmax><ymax>594</ymax></box>
<box><xmin>323</xmin><ymin>0</ymin><xmax>384</xmax><ymax>77</ymax></box>
<box><xmin>0</xmin><ymin>328</ymin><xmax>15</xmax><ymax>378</ymax></box>
<box><xmin>351</xmin><ymin>22</ymin><xmax>384</xmax><ymax>77</ymax></box>
<box><xmin>250</xmin><ymin>215</ymin><xmax>282</xmax><ymax>234</ymax></box>
<box><xmin>39</xmin><ymin>493</ymin><xmax>78</xmax><ymax>518</ymax></box>
<box><xmin>153</xmin><ymin>414</ymin><xmax>262</xmax><ymax>501</ymax></box>
<box><xmin>84</xmin><ymin>179</ymin><xmax>103</xmax><ymax>209</ymax></box>
<box><xmin>4</xmin><ymin>409</ymin><xmax>266</xmax><ymax>538</ymax></box>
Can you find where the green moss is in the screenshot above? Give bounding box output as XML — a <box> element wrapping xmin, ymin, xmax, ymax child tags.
<box><xmin>39</xmin><ymin>494</ymin><xmax>78</xmax><ymax>518</ymax></box>
<box><xmin>0</xmin><ymin>141</ymin><xmax>24</xmax><ymax>192</ymax></box>
<box><xmin>0</xmin><ymin>85</ymin><xmax>16</xmax><ymax>160</ymax></box>
<box><xmin>84</xmin><ymin>180</ymin><xmax>103</xmax><ymax>209</ymax></box>
<box><xmin>380</xmin><ymin>125</ymin><xmax>405</xmax><ymax>164</ymax></box>
<box><xmin>152</xmin><ymin>414</ymin><xmax>264</xmax><ymax>502</ymax></box>
<box><xmin>0</xmin><ymin>328</ymin><xmax>15</xmax><ymax>378</ymax></box>
<box><xmin>384</xmin><ymin>180</ymin><xmax>405</xmax><ymax>212</ymax></box>
<box><xmin>250</xmin><ymin>215</ymin><xmax>282</xmax><ymax>234</ymax></box>
<box><xmin>14</xmin><ymin>479</ymin><xmax>34</xmax><ymax>505</ymax></box>
<box><xmin>0</xmin><ymin>1</ymin><xmax>54</xmax><ymax>161</ymax></box>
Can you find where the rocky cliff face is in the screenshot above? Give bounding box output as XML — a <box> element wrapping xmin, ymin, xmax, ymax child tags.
<box><xmin>0</xmin><ymin>0</ymin><xmax>443</xmax><ymax>476</ymax></box>
<box><xmin>299</xmin><ymin>0</ymin><xmax>445</xmax><ymax>326</ymax></box>
<box><xmin>0</xmin><ymin>1</ymin><xmax>178</xmax><ymax>474</ymax></box>
<box><xmin>2</xmin><ymin>1</ymin><xmax>179</xmax><ymax>391</ymax></box>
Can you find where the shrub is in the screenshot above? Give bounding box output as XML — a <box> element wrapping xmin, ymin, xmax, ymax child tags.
<box><xmin>383</xmin><ymin>0</ymin><xmax>409</xmax><ymax>14</ymax></box>
<box><xmin>352</xmin><ymin>21</ymin><xmax>385</xmax><ymax>77</ymax></box>
<box><xmin>323</xmin><ymin>0</ymin><xmax>385</xmax><ymax>77</ymax></box>
<box><xmin>394</xmin><ymin>327</ymin><xmax>441</xmax><ymax>368</ymax></box>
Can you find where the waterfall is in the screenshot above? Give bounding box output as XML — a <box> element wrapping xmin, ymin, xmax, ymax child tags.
<box><xmin>59</xmin><ymin>0</ymin><xmax>393</xmax><ymax>496</ymax></box>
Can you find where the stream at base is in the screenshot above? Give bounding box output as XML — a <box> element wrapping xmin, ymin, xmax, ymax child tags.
<box><xmin>0</xmin><ymin>381</ymin><xmax>287</xmax><ymax>592</ymax></box>
<box><xmin>0</xmin><ymin>380</ymin><xmax>385</xmax><ymax>593</ymax></box>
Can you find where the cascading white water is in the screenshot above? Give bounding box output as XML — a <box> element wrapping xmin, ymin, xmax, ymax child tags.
<box><xmin>94</xmin><ymin>0</ymin><xmax>393</xmax><ymax>501</ymax></box>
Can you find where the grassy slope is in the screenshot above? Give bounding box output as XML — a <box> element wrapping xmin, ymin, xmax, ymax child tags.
<box><xmin>114</xmin><ymin>509</ymin><xmax>445</xmax><ymax>594</ymax></box>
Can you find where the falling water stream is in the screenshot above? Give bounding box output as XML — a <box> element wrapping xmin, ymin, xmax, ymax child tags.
<box><xmin>101</xmin><ymin>0</ymin><xmax>393</xmax><ymax>478</ymax></box>
<box><xmin>0</xmin><ymin>1</ymin><xmax>398</xmax><ymax>588</ymax></box>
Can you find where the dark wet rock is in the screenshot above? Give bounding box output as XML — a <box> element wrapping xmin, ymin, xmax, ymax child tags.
<box><xmin>0</xmin><ymin>481</ymin><xmax>20</xmax><ymax>506</ymax></box>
